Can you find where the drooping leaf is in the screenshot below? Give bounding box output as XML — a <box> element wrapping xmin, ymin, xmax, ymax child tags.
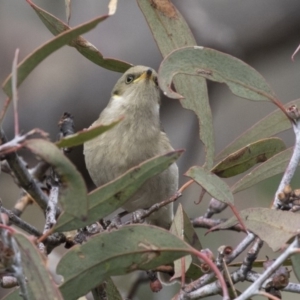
<box><xmin>54</xmin><ymin>150</ymin><xmax>183</xmax><ymax>232</ymax></box>
<box><xmin>170</xmin><ymin>204</ymin><xmax>202</xmax><ymax>281</ymax></box>
<box><xmin>25</xmin><ymin>139</ymin><xmax>88</xmax><ymax>219</ymax></box>
<box><xmin>2</xmin><ymin>15</ymin><xmax>109</xmax><ymax>100</ymax></box>
<box><xmin>212</xmin><ymin>208</ymin><xmax>300</xmax><ymax>251</ymax></box>
<box><xmin>91</xmin><ymin>277</ymin><xmax>122</xmax><ymax>300</ymax></box>
<box><xmin>26</xmin><ymin>0</ymin><xmax>131</xmax><ymax>73</ymax></box>
<box><xmin>3</xmin><ymin>287</ymin><xmax>30</xmax><ymax>299</ymax></box>
<box><xmin>212</xmin><ymin>138</ymin><xmax>286</xmax><ymax>178</ymax></box>
<box><xmin>232</xmin><ymin>147</ymin><xmax>293</xmax><ymax>194</ymax></box>
<box><xmin>56</xmin><ymin>118</ymin><xmax>121</xmax><ymax>149</ymax></box>
<box><xmin>11</xmin><ymin>50</ymin><xmax>19</xmax><ymax>137</ymax></box>
<box><xmin>4</xmin><ymin>233</ymin><xmax>63</xmax><ymax>300</ymax></box>
<box><xmin>186</xmin><ymin>166</ymin><xmax>234</xmax><ymax>204</ymax></box>
<box><xmin>137</xmin><ymin>0</ymin><xmax>214</xmax><ymax>169</ymax></box>
<box><xmin>184</xmin><ymin>263</ymin><xmax>205</xmax><ymax>281</ymax></box>
<box><xmin>105</xmin><ymin>278</ymin><xmax>123</xmax><ymax>300</ymax></box>
<box><xmin>57</xmin><ymin>225</ymin><xmax>192</xmax><ymax>299</ymax></box>
<box><xmin>65</xmin><ymin>0</ymin><xmax>71</xmax><ymax>24</ymax></box>
<box><xmin>228</xmin><ymin>289</ymin><xmax>243</xmax><ymax>300</ymax></box>
<box><xmin>291</xmin><ymin>253</ymin><xmax>300</xmax><ymax>282</ymax></box>
<box><xmin>172</xmin><ymin>204</ymin><xmax>202</xmax><ymax>250</ymax></box>
<box><xmin>158</xmin><ymin>46</ymin><xmax>277</xmax><ymax>103</ymax></box>
<box><xmin>217</xmin><ymin>98</ymin><xmax>300</xmax><ymax>161</ymax></box>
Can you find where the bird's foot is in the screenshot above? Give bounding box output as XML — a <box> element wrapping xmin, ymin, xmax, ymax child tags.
<box><xmin>131</xmin><ymin>209</ymin><xmax>146</xmax><ymax>224</ymax></box>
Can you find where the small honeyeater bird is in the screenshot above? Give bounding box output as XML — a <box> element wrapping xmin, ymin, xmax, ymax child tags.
<box><xmin>84</xmin><ymin>65</ymin><xmax>178</xmax><ymax>229</ymax></box>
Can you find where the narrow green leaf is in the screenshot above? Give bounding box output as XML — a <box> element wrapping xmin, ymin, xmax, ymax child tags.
<box><xmin>26</xmin><ymin>0</ymin><xmax>131</xmax><ymax>73</ymax></box>
<box><xmin>91</xmin><ymin>277</ymin><xmax>122</xmax><ymax>300</ymax></box>
<box><xmin>137</xmin><ymin>0</ymin><xmax>214</xmax><ymax>169</ymax></box>
<box><xmin>105</xmin><ymin>278</ymin><xmax>123</xmax><ymax>300</ymax></box>
<box><xmin>65</xmin><ymin>0</ymin><xmax>71</xmax><ymax>24</ymax></box>
<box><xmin>57</xmin><ymin>225</ymin><xmax>192</xmax><ymax>299</ymax></box>
<box><xmin>11</xmin><ymin>233</ymin><xmax>63</xmax><ymax>300</ymax></box>
<box><xmin>217</xmin><ymin>98</ymin><xmax>300</xmax><ymax>161</ymax></box>
<box><xmin>170</xmin><ymin>204</ymin><xmax>191</xmax><ymax>281</ymax></box>
<box><xmin>2</xmin><ymin>288</ymin><xmax>28</xmax><ymax>299</ymax></box>
<box><xmin>185</xmin><ymin>263</ymin><xmax>204</xmax><ymax>281</ymax></box>
<box><xmin>2</xmin><ymin>15</ymin><xmax>108</xmax><ymax>98</ymax></box>
<box><xmin>212</xmin><ymin>138</ymin><xmax>286</xmax><ymax>178</ymax></box>
<box><xmin>213</xmin><ymin>208</ymin><xmax>300</xmax><ymax>251</ymax></box>
<box><xmin>170</xmin><ymin>204</ymin><xmax>202</xmax><ymax>281</ymax></box>
<box><xmin>54</xmin><ymin>150</ymin><xmax>183</xmax><ymax>232</ymax></box>
<box><xmin>159</xmin><ymin>46</ymin><xmax>277</xmax><ymax>102</ymax></box>
<box><xmin>56</xmin><ymin>118</ymin><xmax>121</xmax><ymax>149</ymax></box>
<box><xmin>229</xmin><ymin>259</ymin><xmax>293</xmax><ymax>269</ymax></box>
<box><xmin>172</xmin><ymin>204</ymin><xmax>202</xmax><ymax>251</ymax></box>
<box><xmin>291</xmin><ymin>254</ymin><xmax>300</xmax><ymax>282</ymax></box>
<box><xmin>25</xmin><ymin>139</ymin><xmax>88</xmax><ymax>219</ymax></box>
<box><xmin>232</xmin><ymin>147</ymin><xmax>293</xmax><ymax>194</ymax></box>
<box><xmin>186</xmin><ymin>166</ymin><xmax>234</xmax><ymax>204</ymax></box>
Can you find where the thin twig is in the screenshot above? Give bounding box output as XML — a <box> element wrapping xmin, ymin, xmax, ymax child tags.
<box><xmin>191</xmin><ymin>216</ymin><xmax>244</xmax><ymax>232</ymax></box>
<box><xmin>179</xmin><ymin>179</ymin><xmax>194</xmax><ymax>193</ymax></box>
<box><xmin>0</xmin><ymin>129</ymin><xmax>49</xmax><ymax>211</ymax></box>
<box><xmin>235</xmin><ymin>237</ymin><xmax>299</xmax><ymax>300</ymax></box>
<box><xmin>125</xmin><ymin>191</ymin><xmax>182</xmax><ymax>223</ymax></box>
<box><xmin>225</xmin><ymin>233</ymin><xmax>257</xmax><ymax>264</ymax></box>
<box><xmin>1</xmin><ymin>207</ymin><xmax>42</xmax><ymax>237</ymax></box>
<box><xmin>273</xmin><ymin>105</ymin><xmax>300</xmax><ymax>209</ymax></box>
<box><xmin>39</xmin><ymin>183</ymin><xmax>59</xmax><ymax>253</ymax></box>
<box><xmin>12</xmin><ymin>49</ymin><xmax>20</xmax><ymax>137</ymax></box>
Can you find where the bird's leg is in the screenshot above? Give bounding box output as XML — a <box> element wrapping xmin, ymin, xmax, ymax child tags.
<box><xmin>131</xmin><ymin>209</ymin><xmax>147</xmax><ymax>224</ymax></box>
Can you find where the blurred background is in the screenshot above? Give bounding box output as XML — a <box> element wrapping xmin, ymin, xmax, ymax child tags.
<box><xmin>1</xmin><ymin>0</ymin><xmax>300</xmax><ymax>299</ymax></box>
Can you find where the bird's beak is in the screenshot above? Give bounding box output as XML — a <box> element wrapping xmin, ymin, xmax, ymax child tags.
<box><xmin>134</xmin><ymin>69</ymin><xmax>153</xmax><ymax>83</ymax></box>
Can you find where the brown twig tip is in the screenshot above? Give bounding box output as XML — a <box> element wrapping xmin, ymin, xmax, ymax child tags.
<box><xmin>286</xmin><ymin>105</ymin><xmax>300</xmax><ymax>121</ymax></box>
<box><xmin>178</xmin><ymin>179</ymin><xmax>194</xmax><ymax>193</ymax></box>
<box><xmin>291</xmin><ymin>44</ymin><xmax>300</xmax><ymax>61</ymax></box>
<box><xmin>271</xmin><ymin>99</ymin><xmax>296</xmax><ymax>125</ymax></box>
<box><xmin>194</xmin><ymin>187</ymin><xmax>206</xmax><ymax>205</ymax></box>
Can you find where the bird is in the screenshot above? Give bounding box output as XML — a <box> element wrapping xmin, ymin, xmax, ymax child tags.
<box><xmin>83</xmin><ymin>65</ymin><xmax>178</xmax><ymax>229</ymax></box>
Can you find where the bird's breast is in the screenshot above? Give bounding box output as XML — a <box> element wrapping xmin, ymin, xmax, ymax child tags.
<box><xmin>84</xmin><ymin>119</ymin><xmax>161</xmax><ymax>187</ymax></box>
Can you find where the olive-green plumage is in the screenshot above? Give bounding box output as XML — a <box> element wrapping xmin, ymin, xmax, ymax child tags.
<box><xmin>84</xmin><ymin>66</ymin><xmax>178</xmax><ymax>229</ymax></box>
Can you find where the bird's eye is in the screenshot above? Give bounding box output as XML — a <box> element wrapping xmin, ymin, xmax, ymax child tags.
<box><xmin>125</xmin><ymin>74</ymin><xmax>134</xmax><ymax>84</ymax></box>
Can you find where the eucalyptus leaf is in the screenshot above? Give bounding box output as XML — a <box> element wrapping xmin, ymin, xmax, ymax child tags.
<box><xmin>105</xmin><ymin>278</ymin><xmax>123</xmax><ymax>300</ymax></box>
<box><xmin>217</xmin><ymin>98</ymin><xmax>300</xmax><ymax>161</ymax></box>
<box><xmin>2</xmin><ymin>15</ymin><xmax>108</xmax><ymax>98</ymax></box>
<box><xmin>25</xmin><ymin>139</ymin><xmax>88</xmax><ymax>219</ymax></box>
<box><xmin>170</xmin><ymin>204</ymin><xmax>203</xmax><ymax>281</ymax></box>
<box><xmin>55</xmin><ymin>150</ymin><xmax>183</xmax><ymax>232</ymax></box>
<box><xmin>291</xmin><ymin>254</ymin><xmax>300</xmax><ymax>282</ymax></box>
<box><xmin>56</xmin><ymin>118</ymin><xmax>121</xmax><ymax>149</ymax></box>
<box><xmin>158</xmin><ymin>46</ymin><xmax>276</xmax><ymax>102</ymax></box>
<box><xmin>26</xmin><ymin>0</ymin><xmax>131</xmax><ymax>73</ymax></box>
<box><xmin>91</xmin><ymin>278</ymin><xmax>122</xmax><ymax>300</ymax></box>
<box><xmin>232</xmin><ymin>147</ymin><xmax>293</xmax><ymax>194</ymax></box>
<box><xmin>137</xmin><ymin>0</ymin><xmax>214</xmax><ymax>169</ymax></box>
<box><xmin>186</xmin><ymin>166</ymin><xmax>234</xmax><ymax>204</ymax></box>
<box><xmin>65</xmin><ymin>0</ymin><xmax>71</xmax><ymax>24</ymax></box>
<box><xmin>212</xmin><ymin>137</ymin><xmax>286</xmax><ymax>178</ymax></box>
<box><xmin>58</xmin><ymin>225</ymin><xmax>192</xmax><ymax>299</ymax></box>
<box><xmin>212</xmin><ymin>208</ymin><xmax>300</xmax><ymax>251</ymax></box>
<box><xmin>170</xmin><ymin>204</ymin><xmax>191</xmax><ymax>281</ymax></box>
<box><xmin>229</xmin><ymin>259</ymin><xmax>293</xmax><ymax>269</ymax></box>
<box><xmin>3</xmin><ymin>233</ymin><xmax>63</xmax><ymax>300</ymax></box>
